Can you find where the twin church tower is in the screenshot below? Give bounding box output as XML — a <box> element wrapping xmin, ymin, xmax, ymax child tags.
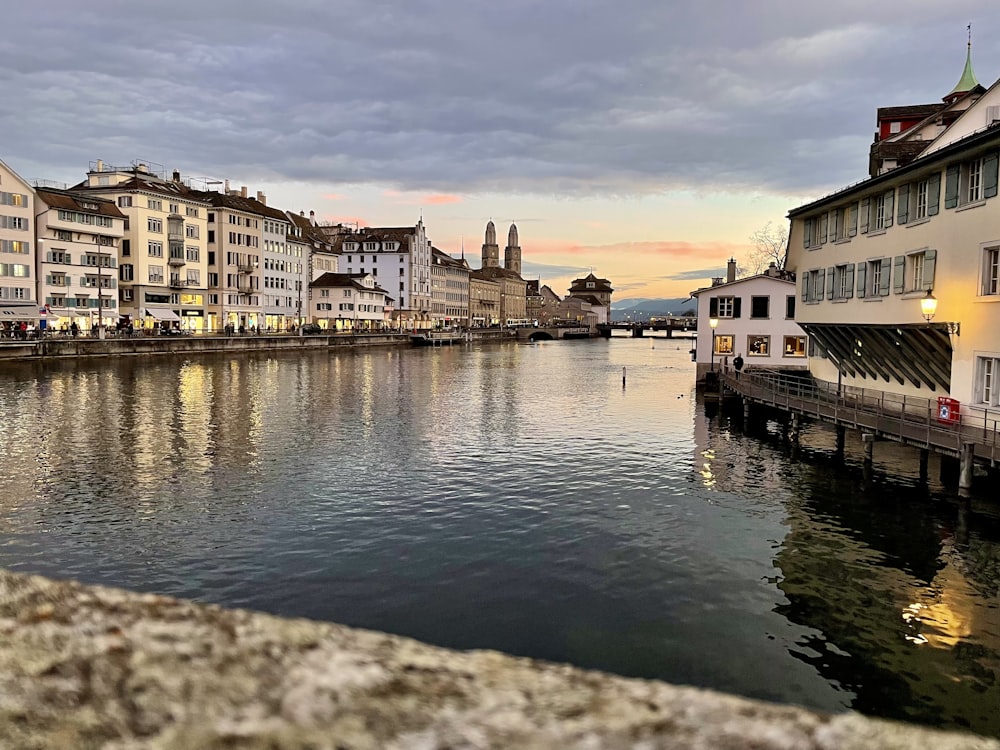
<box><xmin>481</xmin><ymin>220</ymin><xmax>521</xmax><ymax>277</ymax></box>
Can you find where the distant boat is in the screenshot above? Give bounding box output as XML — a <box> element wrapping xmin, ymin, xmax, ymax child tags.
<box><xmin>411</xmin><ymin>331</ymin><xmax>463</xmax><ymax>347</ymax></box>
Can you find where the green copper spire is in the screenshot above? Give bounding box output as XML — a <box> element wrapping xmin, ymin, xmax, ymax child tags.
<box><xmin>948</xmin><ymin>27</ymin><xmax>980</xmax><ymax>97</ymax></box>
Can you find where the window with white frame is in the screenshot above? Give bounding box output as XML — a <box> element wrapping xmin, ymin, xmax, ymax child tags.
<box><xmin>747</xmin><ymin>335</ymin><xmax>770</xmax><ymax>356</ymax></box>
<box><xmin>894</xmin><ymin>249</ymin><xmax>936</xmax><ymax>294</ymax></box>
<box><xmin>966</xmin><ymin>158</ymin><xmax>984</xmax><ymax>203</ymax></box>
<box><xmin>858</xmin><ymin>257</ymin><xmax>890</xmax><ymax>298</ymax></box>
<box><xmin>833</xmin><ymin>264</ymin><xmax>854</xmax><ymax>300</ymax></box>
<box><xmin>148</xmin><ymin>241</ymin><xmax>163</xmax><ymax>257</ymax></box>
<box><xmin>873</xmin><ymin>190</ymin><xmax>893</xmax><ymax>231</ymax></box>
<box><xmin>148</xmin><ymin>217</ymin><xmax>162</xmax><ymax>233</ymax></box>
<box><xmin>976</xmin><ymin>356</ymin><xmax>1000</xmax><ymax>406</ymax></box>
<box><xmin>714</xmin><ymin>335</ymin><xmax>733</xmax><ymax>355</ymax></box>
<box><xmin>148</xmin><ymin>199</ymin><xmax>162</xmax><ymax>211</ymax></box>
<box><xmin>915</xmin><ymin>179</ymin><xmax>928</xmax><ymax>220</ymax></box>
<box><xmin>983</xmin><ymin>246</ymin><xmax>1000</xmax><ymax>296</ymax></box>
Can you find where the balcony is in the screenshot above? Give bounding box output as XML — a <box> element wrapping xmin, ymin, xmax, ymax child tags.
<box><xmin>169</xmin><ymin>277</ymin><xmax>193</xmax><ymax>289</ymax></box>
<box><xmin>168</xmin><ymin>253</ymin><xmax>187</xmax><ymax>267</ymax></box>
<box><xmin>237</xmin><ymin>282</ymin><xmax>254</xmax><ymax>294</ymax></box>
<box><xmin>168</xmin><ymin>232</ymin><xmax>184</xmax><ymax>242</ymax></box>
<box><xmin>237</xmin><ymin>263</ymin><xmax>256</xmax><ymax>274</ymax></box>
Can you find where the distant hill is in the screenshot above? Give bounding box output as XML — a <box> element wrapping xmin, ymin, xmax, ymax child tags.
<box><xmin>611</xmin><ymin>298</ymin><xmax>695</xmax><ymax>321</ymax></box>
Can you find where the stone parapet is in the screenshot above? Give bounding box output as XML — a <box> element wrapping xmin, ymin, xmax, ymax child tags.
<box><xmin>1</xmin><ymin>569</ymin><xmax>997</xmax><ymax>750</ymax></box>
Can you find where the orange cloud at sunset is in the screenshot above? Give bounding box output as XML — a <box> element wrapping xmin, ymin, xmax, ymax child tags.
<box><xmin>321</xmin><ymin>214</ymin><xmax>369</xmax><ymax>228</ymax></box>
<box><xmin>422</xmin><ymin>194</ymin><xmax>462</xmax><ymax>205</ymax></box>
<box><xmin>528</xmin><ymin>238</ymin><xmax>750</xmax><ymax>261</ymax></box>
<box><xmin>323</xmin><ymin>193</ymin><xmax>347</xmax><ymax>201</ymax></box>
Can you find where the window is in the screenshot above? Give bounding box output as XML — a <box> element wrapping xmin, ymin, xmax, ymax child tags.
<box><xmin>915</xmin><ymin>180</ymin><xmax>928</xmax><ymax>220</ymax></box>
<box><xmin>802</xmin><ymin>269</ymin><xmax>825</xmax><ymax>303</ymax></box>
<box><xmin>148</xmin><ymin>199</ymin><xmax>162</xmax><ymax>211</ymax></box>
<box><xmin>709</xmin><ymin>296</ymin><xmax>740</xmax><ymax>318</ymax></box>
<box><xmin>714</xmin><ymin>335</ymin><xmax>734</xmax><ymax>355</ymax></box>
<box><xmin>856</xmin><ymin>258</ymin><xmax>890</xmax><ymax>298</ymax></box>
<box><xmin>148</xmin><ymin>217</ymin><xmax>163</xmax><ymax>233</ymax></box>
<box><xmin>889</xmin><ymin>121</ymin><xmax>901</xmax><ymax>134</ymax></box>
<box><xmin>117</xmin><ymin>196</ymin><xmax>132</xmax><ymax>208</ymax></box>
<box><xmin>946</xmin><ymin>153</ymin><xmax>998</xmax><ymax>209</ymax></box>
<box><xmin>121</xmin><ymin>239</ymin><xmax>131</xmax><ymax>257</ymax></box>
<box><xmin>0</xmin><ymin>216</ymin><xmax>27</xmax><ymax>230</ymax></box>
<box><xmin>185</xmin><ymin>225</ymin><xmax>199</xmax><ymax>239</ymax></box>
<box><xmin>120</xmin><ymin>264</ymin><xmax>133</xmax><ymax>282</ymax></box>
<box><xmin>830</xmin><ymin>264</ymin><xmax>854</xmax><ymax>300</ymax></box>
<box><xmin>208</xmin><ymin>230</ymin><xmax>215</xmax><ymax>243</ymax></box>
<box><xmin>893</xmin><ymin>249</ymin><xmax>936</xmax><ymax>294</ymax></box>
<box><xmin>186</xmin><ymin>246</ymin><xmax>200</xmax><ymax>262</ymax></box>
<box><xmin>0</xmin><ymin>192</ymin><xmax>27</xmax><ymax>206</ymax></box>
<box><xmin>148</xmin><ymin>241</ymin><xmax>163</xmax><ymax>257</ymax></box>
<box><xmin>783</xmin><ymin>336</ymin><xmax>806</xmax><ymax>357</ymax></box>
<box><xmin>802</xmin><ymin>215</ymin><xmax>826</xmax><ymax>248</ymax></box>
<box><xmin>976</xmin><ymin>356</ymin><xmax>1000</xmax><ymax>406</ymax></box>
<box><xmin>148</xmin><ymin>265</ymin><xmax>164</xmax><ymax>284</ymax></box>
<box><xmin>0</xmin><ymin>240</ymin><xmax>30</xmax><ymax>254</ymax></box>
<box><xmin>55</xmin><ymin>229</ymin><xmax>72</xmax><ymax>241</ymax></box>
<box><xmin>967</xmin><ymin>158</ymin><xmax>983</xmax><ymax>203</ymax></box>
<box><xmin>186</xmin><ymin>207</ymin><xmax>198</xmax><ymax>217</ymax></box>
<box><xmin>872</xmin><ymin>190</ymin><xmax>894</xmax><ymax>231</ymax></box>
<box><xmin>834</xmin><ymin>203</ymin><xmax>857</xmax><ymax>241</ymax></box>
<box><xmin>747</xmin><ymin>335</ymin><xmax>770</xmax><ymax>356</ymax></box>
<box><xmin>750</xmin><ymin>296</ymin><xmax>769</xmax><ymax>319</ymax></box>
<box><xmin>785</xmin><ymin>295</ymin><xmax>795</xmax><ymax>319</ymax></box>
<box><xmin>982</xmin><ymin>246</ymin><xmax>1000</xmax><ymax>296</ymax></box>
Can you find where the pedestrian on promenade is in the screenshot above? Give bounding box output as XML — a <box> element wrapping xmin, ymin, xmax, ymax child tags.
<box><xmin>733</xmin><ymin>353</ymin><xmax>744</xmax><ymax>380</ymax></box>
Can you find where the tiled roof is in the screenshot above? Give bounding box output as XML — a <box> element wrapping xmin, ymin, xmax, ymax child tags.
<box><xmin>188</xmin><ymin>190</ymin><xmax>289</xmax><ymax>222</ymax></box>
<box><xmin>71</xmin><ymin>175</ymin><xmax>212</xmax><ymax>204</ymax></box>
<box><xmin>35</xmin><ymin>188</ymin><xmax>125</xmax><ymax>218</ymax></box>
<box><xmin>310</xmin><ymin>272</ymin><xmax>390</xmax><ymax>296</ymax></box>
<box><xmin>876</xmin><ymin>104</ymin><xmax>943</xmax><ymax>120</ymax></box>
<box><xmin>569</xmin><ymin>273</ymin><xmax>613</xmax><ymax>293</ymax></box>
<box><xmin>472</xmin><ymin>266</ymin><xmax>525</xmax><ymax>282</ymax></box>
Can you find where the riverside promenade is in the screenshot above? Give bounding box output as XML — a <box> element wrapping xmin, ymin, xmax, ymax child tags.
<box><xmin>0</xmin><ymin>329</ymin><xmax>513</xmax><ymax>361</ymax></box>
<box><xmin>2</xmin><ymin>568</ymin><xmax>997</xmax><ymax>750</ymax></box>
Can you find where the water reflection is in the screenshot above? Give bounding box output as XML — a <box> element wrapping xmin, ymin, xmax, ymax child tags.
<box><xmin>0</xmin><ymin>343</ymin><xmax>998</xmax><ymax>737</ymax></box>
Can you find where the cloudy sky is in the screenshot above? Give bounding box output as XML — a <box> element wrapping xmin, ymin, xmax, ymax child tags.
<box><xmin>3</xmin><ymin>1</ymin><xmax>998</xmax><ymax>300</ymax></box>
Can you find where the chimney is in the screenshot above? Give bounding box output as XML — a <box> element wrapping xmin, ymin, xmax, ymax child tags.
<box><xmin>300</xmin><ymin>211</ymin><xmax>305</xmax><ymax>217</ymax></box>
<box><xmin>256</xmin><ymin>190</ymin><xmax>266</xmax><ymax>206</ymax></box>
<box><xmin>172</xmin><ymin>170</ymin><xmax>181</xmax><ymax>182</ymax></box>
<box><xmin>96</xmin><ymin>159</ymin><xmax>104</xmax><ymax>172</ymax></box>
<box><xmin>727</xmin><ymin>257</ymin><xmax>737</xmax><ymax>283</ymax></box>
<box><xmin>241</xmin><ymin>185</ymin><xmax>247</xmax><ymax>198</ymax></box>
<box><xmin>309</xmin><ymin>210</ymin><xmax>316</xmax><ymax>225</ymax></box>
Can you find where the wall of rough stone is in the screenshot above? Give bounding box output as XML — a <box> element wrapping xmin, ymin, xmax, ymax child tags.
<box><xmin>1</xmin><ymin>569</ymin><xmax>997</xmax><ymax>750</ymax></box>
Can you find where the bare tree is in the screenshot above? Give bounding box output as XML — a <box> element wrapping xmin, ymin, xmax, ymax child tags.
<box><xmin>742</xmin><ymin>221</ymin><xmax>789</xmax><ymax>276</ymax></box>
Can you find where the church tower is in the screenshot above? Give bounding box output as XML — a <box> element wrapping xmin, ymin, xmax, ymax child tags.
<box><xmin>482</xmin><ymin>220</ymin><xmax>500</xmax><ymax>268</ymax></box>
<box><xmin>504</xmin><ymin>223</ymin><xmax>522</xmax><ymax>276</ymax></box>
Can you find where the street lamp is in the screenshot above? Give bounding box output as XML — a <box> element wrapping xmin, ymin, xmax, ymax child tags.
<box><xmin>709</xmin><ymin>316</ymin><xmax>719</xmax><ymax>372</ymax></box>
<box><xmin>921</xmin><ymin>289</ymin><xmax>937</xmax><ymax>322</ymax></box>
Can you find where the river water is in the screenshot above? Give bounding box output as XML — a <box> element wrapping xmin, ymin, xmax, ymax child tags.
<box><xmin>1</xmin><ymin>339</ymin><xmax>998</xmax><ymax>736</ymax></box>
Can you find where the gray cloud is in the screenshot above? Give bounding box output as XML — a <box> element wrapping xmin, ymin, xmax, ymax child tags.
<box><xmin>3</xmin><ymin>1</ymin><xmax>998</xmax><ymax>197</ymax></box>
<box><xmin>666</xmin><ymin>267</ymin><xmax>727</xmax><ymax>281</ymax></box>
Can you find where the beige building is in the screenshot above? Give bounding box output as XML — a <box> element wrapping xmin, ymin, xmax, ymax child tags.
<box><xmin>310</xmin><ymin>272</ymin><xmax>392</xmax><ymax>331</ymax></box>
<box><xmin>469</xmin><ymin>273</ymin><xmax>500</xmax><ymax>327</ymax></box>
<box><xmin>72</xmin><ymin>162</ymin><xmax>210</xmax><ymax>331</ymax></box>
<box><xmin>786</xmin><ymin>52</ymin><xmax>1000</xmax><ymax>412</ymax></box>
<box><xmin>0</xmin><ymin>158</ymin><xmax>36</xmax><ymax>323</ymax></box>
<box><xmin>470</xmin><ymin>220</ymin><xmax>527</xmax><ymax>325</ymax></box>
<box><xmin>567</xmin><ymin>273</ymin><xmax>614</xmax><ymax>324</ymax></box>
<box><xmin>35</xmin><ymin>188</ymin><xmax>125</xmax><ymax>335</ymax></box>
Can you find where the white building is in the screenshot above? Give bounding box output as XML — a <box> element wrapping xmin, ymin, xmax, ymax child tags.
<box><xmin>0</xmin><ymin>158</ymin><xmax>37</xmax><ymax>325</ymax></box>
<box><xmin>692</xmin><ymin>262</ymin><xmax>806</xmax><ymax>381</ymax></box>
<box><xmin>35</xmin><ymin>188</ymin><xmax>125</xmax><ymax>334</ymax></box>
<box><xmin>309</xmin><ymin>272</ymin><xmax>392</xmax><ymax>331</ymax></box>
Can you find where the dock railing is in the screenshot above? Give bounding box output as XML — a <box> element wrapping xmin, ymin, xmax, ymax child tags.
<box><xmin>722</xmin><ymin>369</ymin><xmax>1000</xmax><ymax>463</ymax></box>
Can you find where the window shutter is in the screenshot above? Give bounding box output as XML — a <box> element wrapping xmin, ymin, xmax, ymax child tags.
<box><xmin>816</xmin><ymin>269</ymin><xmax>825</xmax><ymax>301</ymax></box>
<box><xmin>860</xmin><ymin>198</ymin><xmax>870</xmax><ymax>233</ymax></box>
<box><xmin>801</xmin><ymin>275</ymin><xmax>809</xmax><ymax>302</ymax></box>
<box><xmin>945</xmin><ymin>164</ymin><xmax>960</xmax><ymax>208</ymax></box>
<box><xmin>46</xmin><ymin>251</ymin><xmax>53</xmax><ymax>262</ymax></box>
<box><xmin>924</xmin><ymin>249</ymin><xmax>937</xmax><ymax>289</ymax></box>
<box><xmin>826</xmin><ymin>266</ymin><xmax>835</xmax><ymax>299</ymax></box>
<box><xmin>846</xmin><ymin>264</ymin><xmax>855</xmax><ymax>298</ymax></box>
<box><xmin>884</xmin><ymin>190</ymin><xmax>894</xmax><ymax>227</ymax></box>
<box><xmin>849</xmin><ymin>203</ymin><xmax>858</xmax><ymax>236</ymax></box>
<box><xmin>927</xmin><ymin>172</ymin><xmax>941</xmax><ymax>216</ymax></box>
<box><xmin>709</xmin><ymin>297</ymin><xmax>718</xmax><ymax>317</ymax></box>
<box><xmin>897</xmin><ymin>185</ymin><xmax>909</xmax><ymax>224</ymax></box>
<box><xmin>831</xmin><ymin>210</ymin><xmax>839</xmax><ymax>240</ymax></box>
<box><xmin>802</xmin><ymin>219</ymin><xmax>811</xmax><ymax>248</ymax></box>
<box><xmin>984</xmin><ymin>150</ymin><xmax>999</xmax><ymax>199</ymax></box>
<box><xmin>732</xmin><ymin>298</ymin><xmax>742</xmax><ymax>318</ymax></box>
<box><xmin>65</xmin><ymin>253</ymin><xmax>71</xmax><ymax>264</ymax></box>
<box><xmin>879</xmin><ymin>258</ymin><xmax>891</xmax><ymax>296</ymax></box>
<box><xmin>893</xmin><ymin>256</ymin><xmax>905</xmax><ymax>293</ymax></box>
<box><xmin>820</xmin><ymin>214</ymin><xmax>828</xmax><ymax>244</ymax></box>
<box><xmin>856</xmin><ymin>262</ymin><xmax>867</xmax><ymax>298</ymax></box>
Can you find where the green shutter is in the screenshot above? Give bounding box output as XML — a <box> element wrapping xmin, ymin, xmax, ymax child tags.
<box><xmin>984</xmin><ymin>151</ymin><xmax>999</xmax><ymax>199</ymax></box>
<box><xmin>826</xmin><ymin>266</ymin><xmax>835</xmax><ymax>299</ymax></box>
<box><xmin>801</xmin><ymin>274</ymin><xmax>809</xmax><ymax>302</ymax></box>
<box><xmin>924</xmin><ymin>249</ymin><xmax>937</xmax><ymax>289</ymax></box>
<box><xmin>884</xmin><ymin>190</ymin><xmax>894</xmax><ymax>227</ymax></box>
<box><xmin>927</xmin><ymin>172</ymin><xmax>941</xmax><ymax>216</ymax></box>
<box><xmin>897</xmin><ymin>184</ymin><xmax>909</xmax><ymax>224</ymax></box>
<box><xmin>802</xmin><ymin>219</ymin><xmax>811</xmax><ymax>248</ymax></box>
<box><xmin>820</xmin><ymin>214</ymin><xmax>828</xmax><ymax>244</ymax></box>
<box><xmin>860</xmin><ymin>198</ymin><xmax>870</xmax><ymax>233</ymax></box>
<box><xmin>893</xmin><ymin>256</ymin><xmax>905</xmax><ymax>293</ymax></box>
<box><xmin>879</xmin><ymin>258</ymin><xmax>891</xmax><ymax>296</ymax></box>
<box><xmin>945</xmin><ymin>164</ymin><xmax>960</xmax><ymax>208</ymax></box>
<box><xmin>849</xmin><ymin>203</ymin><xmax>858</xmax><ymax>236</ymax></box>
<box><xmin>856</xmin><ymin>262</ymin><xmax>867</xmax><ymax>298</ymax></box>
<box><xmin>846</xmin><ymin>264</ymin><xmax>855</xmax><ymax>298</ymax></box>
<box><xmin>817</xmin><ymin>269</ymin><xmax>825</xmax><ymax>301</ymax></box>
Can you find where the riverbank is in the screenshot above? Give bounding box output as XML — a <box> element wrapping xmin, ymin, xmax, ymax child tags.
<box><xmin>2</xmin><ymin>567</ymin><xmax>995</xmax><ymax>750</ymax></box>
<box><xmin>0</xmin><ymin>329</ymin><xmax>514</xmax><ymax>361</ymax></box>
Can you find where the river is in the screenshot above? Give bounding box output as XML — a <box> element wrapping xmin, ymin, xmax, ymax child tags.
<box><xmin>0</xmin><ymin>338</ymin><xmax>998</xmax><ymax>736</ymax></box>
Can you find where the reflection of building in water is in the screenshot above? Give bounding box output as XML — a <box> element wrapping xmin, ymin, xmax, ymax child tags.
<box><xmin>774</xmin><ymin>469</ymin><xmax>1000</xmax><ymax>735</ymax></box>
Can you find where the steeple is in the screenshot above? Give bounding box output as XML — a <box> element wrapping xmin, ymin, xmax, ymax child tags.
<box><xmin>482</xmin><ymin>220</ymin><xmax>500</xmax><ymax>268</ymax></box>
<box><xmin>945</xmin><ymin>26</ymin><xmax>980</xmax><ymax>103</ymax></box>
<box><xmin>504</xmin><ymin>222</ymin><xmax>522</xmax><ymax>276</ymax></box>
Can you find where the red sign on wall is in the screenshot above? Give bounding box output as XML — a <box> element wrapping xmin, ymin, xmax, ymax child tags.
<box><xmin>937</xmin><ymin>397</ymin><xmax>960</xmax><ymax>425</ymax></box>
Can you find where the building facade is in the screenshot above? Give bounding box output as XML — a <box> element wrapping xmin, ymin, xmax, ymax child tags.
<box><xmin>431</xmin><ymin>247</ymin><xmax>470</xmax><ymax>327</ymax></box>
<box><xmin>309</xmin><ymin>272</ymin><xmax>391</xmax><ymax>331</ymax></box>
<box><xmin>0</xmin><ymin>158</ymin><xmax>36</xmax><ymax>324</ymax></box>
<box><xmin>568</xmin><ymin>273</ymin><xmax>613</xmax><ymax>322</ymax></box>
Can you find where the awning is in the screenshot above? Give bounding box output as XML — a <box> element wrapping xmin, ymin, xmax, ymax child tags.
<box><xmin>145</xmin><ymin>308</ymin><xmax>181</xmax><ymax>322</ymax></box>
<box><xmin>0</xmin><ymin>305</ymin><xmax>39</xmax><ymax>320</ymax></box>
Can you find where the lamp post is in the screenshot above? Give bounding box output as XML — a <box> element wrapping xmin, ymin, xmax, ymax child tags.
<box><xmin>709</xmin><ymin>316</ymin><xmax>719</xmax><ymax>372</ymax></box>
<box><xmin>921</xmin><ymin>288</ymin><xmax>938</xmax><ymax>322</ymax></box>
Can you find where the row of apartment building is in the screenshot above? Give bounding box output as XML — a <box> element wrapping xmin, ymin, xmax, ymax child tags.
<box><xmin>0</xmin><ymin>159</ymin><xmax>613</xmax><ymax>334</ymax></box>
<box><xmin>695</xmin><ymin>44</ymin><xmax>1000</xmax><ymax>417</ymax></box>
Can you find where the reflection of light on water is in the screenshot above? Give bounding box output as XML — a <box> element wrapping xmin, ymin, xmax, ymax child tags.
<box><xmin>700</xmin><ymin>449</ymin><xmax>716</xmax><ymax>487</ymax></box>
<box><xmin>901</xmin><ymin>580</ymin><xmax>976</xmax><ymax>649</ymax></box>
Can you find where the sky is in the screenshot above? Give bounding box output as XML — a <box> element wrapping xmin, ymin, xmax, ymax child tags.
<box><xmin>3</xmin><ymin>1</ymin><xmax>999</xmax><ymax>301</ymax></box>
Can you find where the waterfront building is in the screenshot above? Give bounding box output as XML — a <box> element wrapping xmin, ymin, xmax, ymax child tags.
<box><xmin>255</xmin><ymin>193</ymin><xmax>299</xmax><ymax>332</ymax></box>
<box><xmin>469</xmin><ymin>273</ymin><xmax>500</xmax><ymax>327</ymax></box>
<box><xmin>287</xmin><ymin>211</ymin><xmax>338</xmax><ymax>281</ymax></box>
<box><xmin>34</xmin><ymin>188</ymin><xmax>125</xmax><ymax>334</ymax></box>
<box><xmin>786</xmin><ymin>48</ymin><xmax>1000</xmax><ymax>412</ymax></box>
<box><xmin>0</xmin><ymin>158</ymin><xmax>37</xmax><ymax>323</ymax></box>
<box><xmin>470</xmin><ymin>221</ymin><xmax>528</xmax><ymax>326</ymax></box>
<box><xmin>323</xmin><ymin>221</ymin><xmax>433</xmax><ymax>331</ymax></box>
<box><xmin>691</xmin><ymin>261</ymin><xmax>806</xmax><ymax>380</ymax></box>
<box><xmin>431</xmin><ymin>247</ymin><xmax>470</xmax><ymax>327</ymax></box>
<box><xmin>568</xmin><ymin>272</ymin><xmax>613</xmax><ymax>323</ymax></box>
<box><xmin>72</xmin><ymin>162</ymin><xmax>210</xmax><ymax>331</ymax></box>
<box><xmin>309</xmin><ymin>272</ymin><xmax>392</xmax><ymax>331</ymax></box>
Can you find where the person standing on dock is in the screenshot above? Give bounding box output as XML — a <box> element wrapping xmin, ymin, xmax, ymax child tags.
<box><xmin>733</xmin><ymin>353</ymin><xmax>744</xmax><ymax>380</ymax></box>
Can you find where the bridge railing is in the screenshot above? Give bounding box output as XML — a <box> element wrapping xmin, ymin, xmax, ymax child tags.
<box><xmin>723</xmin><ymin>369</ymin><xmax>1000</xmax><ymax>460</ymax></box>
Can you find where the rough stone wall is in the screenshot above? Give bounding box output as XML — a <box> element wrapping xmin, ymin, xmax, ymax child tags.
<box><xmin>1</xmin><ymin>569</ymin><xmax>997</xmax><ymax>750</ymax></box>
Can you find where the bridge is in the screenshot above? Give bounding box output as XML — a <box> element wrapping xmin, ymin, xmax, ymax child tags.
<box><xmin>513</xmin><ymin>326</ymin><xmax>591</xmax><ymax>341</ymax></box>
<box><xmin>604</xmin><ymin>321</ymin><xmax>696</xmax><ymax>338</ymax></box>
<box><xmin>718</xmin><ymin>369</ymin><xmax>1000</xmax><ymax>491</ymax></box>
